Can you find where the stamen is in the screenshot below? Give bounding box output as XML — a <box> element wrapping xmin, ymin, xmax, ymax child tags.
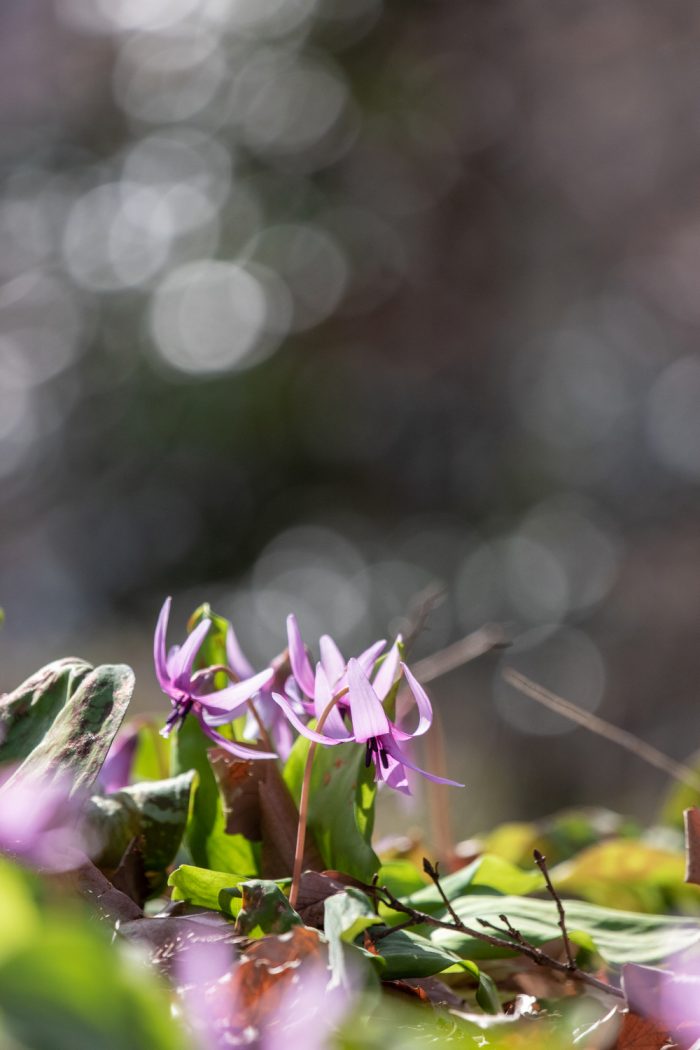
<box><xmin>365</xmin><ymin>741</ymin><xmax>373</xmax><ymax>768</ymax></box>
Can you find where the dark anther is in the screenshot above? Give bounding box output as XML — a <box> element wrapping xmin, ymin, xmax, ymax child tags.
<box><xmin>365</xmin><ymin>741</ymin><xmax>373</xmax><ymax>767</ymax></box>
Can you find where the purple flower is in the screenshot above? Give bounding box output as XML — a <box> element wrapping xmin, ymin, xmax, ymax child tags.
<box><xmin>226</xmin><ymin>626</ymin><xmax>295</xmax><ymax>760</ymax></box>
<box><xmin>285</xmin><ymin>613</ymin><xmax>386</xmax><ymax>718</ymax></box>
<box><xmin>99</xmin><ymin>722</ymin><xmax>140</xmax><ymax>793</ymax></box>
<box><xmin>0</xmin><ymin>766</ymin><xmax>86</xmax><ymax>871</ymax></box>
<box><xmin>275</xmin><ymin>626</ymin><xmax>464</xmax><ymax>794</ymax></box>
<box><xmin>154</xmin><ymin>597</ymin><xmax>276</xmax><ymax>760</ymax></box>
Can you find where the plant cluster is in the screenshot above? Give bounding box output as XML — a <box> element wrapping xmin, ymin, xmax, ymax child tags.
<box><xmin>1</xmin><ymin>599</ymin><xmax>700</xmax><ymax>1048</ymax></box>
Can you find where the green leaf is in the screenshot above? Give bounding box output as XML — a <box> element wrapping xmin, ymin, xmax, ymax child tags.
<box><xmin>234</xmin><ymin>880</ymin><xmax>302</xmax><ymax>935</ymax></box>
<box><xmin>0</xmin><ymin>859</ymin><xmax>40</xmax><ymax>967</ymax></box>
<box><xmin>84</xmin><ymin>771</ymin><xmax>196</xmax><ymax>874</ymax></box>
<box><xmin>0</xmin><ymin>912</ymin><xmax>187</xmax><ymax>1050</ymax></box>
<box><xmin>284</xmin><ymin>735</ymin><xmax>379</xmax><ymax>882</ymax></box>
<box><xmin>552</xmin><ymin>838</ymin><xmax>700</xmax><ymax>913</ymax></box>
<box><xmin>396</xmin><ymin>854</ymin><xmax>543</xmax><ymax>916</ymax></box>
<box><xmin>0</xmin><ymin>659</ymin><xmax>92</xmax><ymax>764</ymax></box>
<box><xmin>376</xmin><ymin>860</ymin><xmax>426</xmax><ymax>899</ymax></box>
<box><xmin>374</xmin><ymin>927</ymin><xmax>465</xmax><ymax>980</ymax></box>
<box><xmin>324</xmin><ymin>889</ymin><xmax>384</xmax><ymax>987</ymax></box>
<box><xmin>130</xmin><ymin>722</ymin><xmax>170</xmax><ymax>783</ymax></box>
<box><xmin>168</xmin><ymin>863</ymin><xmax>245</xmax><ymax>916</ymax></box>
<box><xmin>429</xmin><ymin>894</ymin><xmax>700</xmax><ymax>965</ymax></box>
<box><xmin>171</xmin><ymin>710</ymin><xmax>259</xmax><ymax>877</ymax></box>
<box><xmin>7</xmin><ymin>665</ymin><xmax>134</xmax><ymax>794</ymax></box>
<box><xmin>482</xmin><ymin>808</ymin><xmax>641</xmax><ymax>867</ymax></box>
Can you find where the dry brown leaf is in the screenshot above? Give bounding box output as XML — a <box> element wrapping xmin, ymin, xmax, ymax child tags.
<box><xmin>684</xmin><ymin>807</ymin><xmax>700</xmax><ymax>886</ymax></box>
<box><xmin>210</xmin><ymin>748</ymin><xmax>324</xmax><ymax>877</ymax></box>
<box><xmin>614</xmin><ymin>1012</ymin><xmax>674</xmax><ymax>1050</ymax></box>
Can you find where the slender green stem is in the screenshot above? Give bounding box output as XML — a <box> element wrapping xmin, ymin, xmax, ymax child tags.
<box><xmin>289</xmin><ymin>688</ymin><xmax>348</xmax><ymax>909</ymax></box>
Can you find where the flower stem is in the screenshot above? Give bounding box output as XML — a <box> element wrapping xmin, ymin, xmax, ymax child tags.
<box><xmin>289</xmin><ymin>688</ymin><xmax>348</xmax><ymax>909</ymax></box>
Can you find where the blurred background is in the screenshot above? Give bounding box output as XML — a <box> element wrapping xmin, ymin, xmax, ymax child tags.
<box><xmin>2</xmin><ymin>0</ymin><xmax>700</xmax><ymax>837</ymax></box>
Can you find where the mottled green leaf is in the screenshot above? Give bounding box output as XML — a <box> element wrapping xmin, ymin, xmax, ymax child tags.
<box><xmin>234</xmin><ymin>880</ymin><xmax>302</xmax><ymax>935</ymax></box>
<box><xmin>7</xmin><ymin>664</ymin><xmax>134</xmax><ymax>794</ymax></box>
<box><xmin>84</xmin><ymin>771</ymin><xmax>196</xmax><ymax>875</ymax></box>
<box><xmin>0</xmin><ymin>658</ymin><xmax>92</xmax><ymax>764</ymax></box>
<box><xmin>284</xmin><ymin>735</ymin><xmax>379</xmax><ymax>882</ymax></box>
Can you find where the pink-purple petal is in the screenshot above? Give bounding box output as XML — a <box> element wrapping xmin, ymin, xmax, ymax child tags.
<box><xmin>171</xmin><ymin>618</ymin><xmax>211</xmax><ymax>686</ymax></box>
<box><xmin>356</xmin><ymin>639</ymin><xmax>386</xmax><ymax>678</ymax></box>
<box><xmin>319</xmin><ymin>635</ymin><xmax>345</xmax><ymax>687</ymax></box>
<box><xmin>313</xmin><ymin>664</ymin><xmax>349</xmax><ymax>739</ymax></box>
<box><xmin>271</xmin><ymin>693</ymin><xmax>352</xmax><ymax>745</ymax></box>
<box><xmin>198</xmin><ymin>718</ymin><xmax>278</xmax><ymax>760</ymax></box>
<box><xmin>371</xmin><ymin>636</ymin><xmax>402</xmax><ymax>702</ymax></box>
<box><xmin>226</xmin><ymin>625</ymin><xmax>256</xmax><ymax>681</ymax></box>
<box><xmin>382</xmin><ymin>733</ymin><xmax>464</xmax><ymax>787</ymax></box>
<box><xmin>394</xmin><ymin>662</ymin><xmax>434</xmax><ymax>738</ymax></box>
<box><xmin>154</xmin><ymin>597</ymin><xmax>173</xmax><ymax>692</ymax></box>
<box><xmin>346</xmin><ymin>659</ymin><xmax>390</xmax><ymax>742</ymax></box>
<box><xmin>287</xmin><ymin>614</ymin><xmax>316</xmax><ymax>698</ymax></box>
<box><xmin>192</xmin><ymin>667</ymin><xmax>274</xmax><ymax>715</ymax></box>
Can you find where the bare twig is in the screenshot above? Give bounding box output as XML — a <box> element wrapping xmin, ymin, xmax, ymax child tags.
<box><xmin>533</xmin><ymin>849</ymin><xmax>576</xmax><ymax>971</ymax></box>
<box><xmin>504</xmin><ymin>668</ymin><xmax>700</xmax><ymax>791</ymax></box>
<box><xmin>412</xmin><ymin>624</ymin><xmax>509</xmax><ymax>685</ymax></box>
<box><xmin>369</xmin><ymin>862</ymin><xmax>624</xmax><ymax>1001</ymax></box>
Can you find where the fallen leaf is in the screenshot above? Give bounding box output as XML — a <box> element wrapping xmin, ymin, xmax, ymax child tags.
<box><xmin>210</xmin><ymin>749</ymin><xmax>324</xmax><ymax>877</ymax></box>
<box><xmin>614</xmin><ymin>1011</ymin><xmax>674</xmax><ymax>1050</ymax></box>
<box><xmin>684</xmin><ymin>808</ymin><xmax>700</xmax><ymax>886</ymax></box>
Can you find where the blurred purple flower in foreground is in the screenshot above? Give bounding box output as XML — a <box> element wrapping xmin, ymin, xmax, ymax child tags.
<box><xmin>0</xmin><ymin>766</ymin><xmax>85</xmax><ymax>871</ymax></box>
<box><xmin>99</xmin><ymin>722</ymin><xmax>140</xmax><ymax>793</ymax></box>
<box><xmin>155</xmin><ymin>597</ymin><xmax>276</xmax><ymax>759</ymax></box>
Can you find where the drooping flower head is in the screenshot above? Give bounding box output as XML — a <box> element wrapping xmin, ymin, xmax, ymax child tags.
<box><xmin>154</xmin><ymin>597</ymin><xmax>276</xmax><ymax>760</ymax></box>
<box><xmin>274</xmin><ymin>618</ymin><xmax>463</xmax><ymax>794</ymax></box>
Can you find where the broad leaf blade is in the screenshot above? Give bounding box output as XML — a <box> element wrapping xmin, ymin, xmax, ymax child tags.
<box><xmin>284</xmin><ymin>736</ymin><xmax>379</xmax><ymax>882</ymax></box>
<box><xmin>0</xmin><ymin>659</ymin><xmax>92</xmax><ymax>764</ymax></box>
<box><xmin>430</xmin><ymin>894</ymin><xmax>700</xmax><ymax>965</ymax></box>
<box><xmin>7</xmin><ymin>664</ymin><xmax>134</xmax><ymax>794</ymax></box>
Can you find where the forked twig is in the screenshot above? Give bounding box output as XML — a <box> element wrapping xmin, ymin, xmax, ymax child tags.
<box><xmin>533</xmin><ymin>848</ymin><xmax>576</xmax><ymax>971</ymax></box>
<box><xmin>369</xmin><ymin>857</ymin><xmax>624</xmax><ymax>1001</ymax></box>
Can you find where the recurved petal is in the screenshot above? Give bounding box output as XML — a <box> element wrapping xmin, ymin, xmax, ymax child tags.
<box><xmin>382</xmin><ymin>733</ymin><xmax>464</xmax><ymax>787</ymax></box>
<box><xmin>346</xmin><ymin>659</ymin><xmax>390</xmax><ymax>742</ymax></box>
<box><xmin>198</xmin><ymin>717</ymin><xmax>278</xmax><ymax>760</ymax></box>
<box><xmin>226</xmin><ymin>625</ymin><xmax>256</xmax><ymax>680</ymax></box>
<box><xmin>154</xmin><ymin>596</ymin><xmax>173</xmax><ymax>691</ymax></box>
<box><xmin>287</xmin><ymin>613</ymin><xmax>316</xmax><ymax>697</ymax></box>
<box><xmin>313</xmin><ymin>664</ymin><xmax>349</xmax><ymax>739</ymax></box>
<box><xmin>391</xmin><ymin>662</ymin><xmax>434</xmax><ymax>738</ymax></box>
<box><xmin>371</xmin><ymin>636</ymin><xmax>402</xmax><ymax>702</ymax></box>
<box><xmin>171</xmin><ymin>617</ymin><xmax>211</xmax><ymax>687</ymax></box>
<box><xmin>319</xmin><ymin>634</ymin><xmax>345</xmax><ymax>687</ymax></box>
<box><xmin>194</xmin><ymin>668</ymin><xmax>274</xmax><ymax>716</ymax></box>
<box><xmin>271</xmin><ymin>692</ymin><xmax>352</xmax><ymax>746</ymax></box>
<box><xmin>356</xmin><ymin>639</ymin><xmax>386</xmax><ymax>678</ymax></box>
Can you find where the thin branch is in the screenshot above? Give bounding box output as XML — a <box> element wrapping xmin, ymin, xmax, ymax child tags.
<box><xmin>370</xmin><ymin>865</ymin><xmax>624</xmax><ymax>1002</ymax></box>
<box><xmin>533</xmin><ymin>849</ymin><xmax>576</xmax><ymax>972</ymax></box>
<box><xmin>412</xmin><ymin>624</ymin><xmax>509</xmax><ymax>685</ymax></box>
<box><xmin>504</xmin><ymin>668</ymin><xmax>700</xmax><ymax>791</ymax></box>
